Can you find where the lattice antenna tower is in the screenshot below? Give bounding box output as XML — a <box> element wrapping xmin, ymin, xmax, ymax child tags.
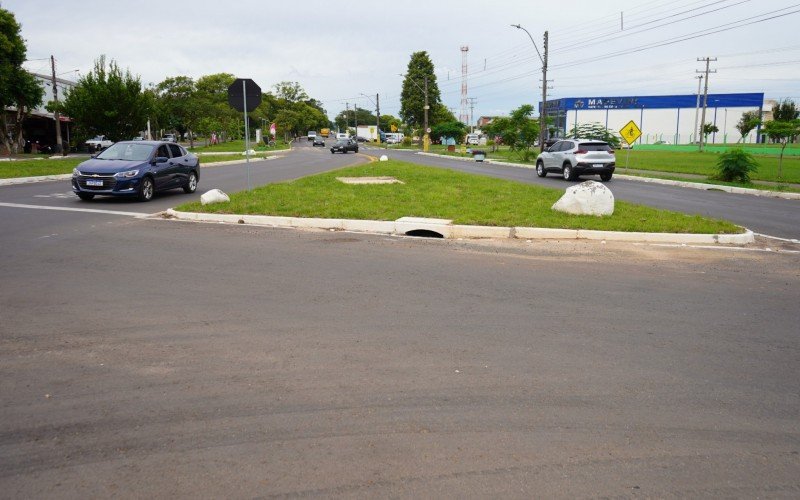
<box><xmin>460</xmin><ymin>46</ymin><xmax>469</xmax><ymax>125</ymax></box>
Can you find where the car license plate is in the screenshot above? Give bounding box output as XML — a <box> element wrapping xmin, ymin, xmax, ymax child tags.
<box><xmin>593</xmin><ymin>163</ymin><xmax>603</xmax><ymax>168</ymax></box>
<box><xmin>86</xmin><ymin>179</ymin><xmax>103</xmax><ymax>186</ymax></box>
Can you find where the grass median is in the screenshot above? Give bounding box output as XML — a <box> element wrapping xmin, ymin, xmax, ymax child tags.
<box><xmin>0</xmin><ymin>157</ymin><xmax>84</xmax><ymax>178</ymax></box>
<box><xmin>177</xmin><ymin>160</ymin><xmax>742</xmax><ymax>234</ymax></box>
<box><xmin>189</xmin><ymin>140</ymin><xmax>291</xmax><ymax>153</ymax></box>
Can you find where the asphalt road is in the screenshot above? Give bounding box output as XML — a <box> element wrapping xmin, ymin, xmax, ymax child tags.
<box><xmin>362</xmin><ymin>145</ymin><xmax>800</xmax><ymax>240</ymax></box>
<box><xmin>1</xmin><ymin>143</ymin><xmax>799</xmax><ymax>497</ymax></box>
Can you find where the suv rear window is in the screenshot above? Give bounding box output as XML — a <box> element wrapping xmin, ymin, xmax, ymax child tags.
<box><xmin>578</xmin><ymin>142</ymin><xmax>613</xmax><ymax>151</ymax></box>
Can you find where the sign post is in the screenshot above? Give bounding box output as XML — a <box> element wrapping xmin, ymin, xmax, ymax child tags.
<box><xmin>227</xmin><ymin>78</ymin><xmax>262</xmax><ymax>190</ymax></box>
<box><xmin>619</xmin><ymin>120</ymin><xmax>642</xmax><ymax>171</ymax></box>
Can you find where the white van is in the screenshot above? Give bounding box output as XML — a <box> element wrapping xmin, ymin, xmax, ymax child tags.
<box><xmin>385</xmin><ymin>133</ymin><xmax>405</xmax><ymax>144</ymax></box>
<box><xmin>336</xmin><ymin>133</ymin><xmax>349</xmax><ymax>140</ymax></box>
<box><xmin>466</xmin><ymin>133</ymin><xmax>480</xmax><ymax>145</ymax></box>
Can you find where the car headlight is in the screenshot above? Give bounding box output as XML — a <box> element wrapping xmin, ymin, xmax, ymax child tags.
<box><xmin>114</xmin><ymin>169</ymin><xmax>139</xmax><ymax>179</ymax></box>
<box><xmin>72</xmin><ymin>168</ymin><xmax>80</xmax><ymax>176</ymax></box>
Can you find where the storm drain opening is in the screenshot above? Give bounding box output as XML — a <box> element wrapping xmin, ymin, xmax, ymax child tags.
<box><xmin>405</xmin><ymin>229</ymin><xmax>444</xmax><ymax>238</ymax></box>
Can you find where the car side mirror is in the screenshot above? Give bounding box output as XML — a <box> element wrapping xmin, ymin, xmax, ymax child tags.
<box><xmin>153</xmin><ymin>156</ymin><xmax>169</xmax><ymax>164</ymax></box>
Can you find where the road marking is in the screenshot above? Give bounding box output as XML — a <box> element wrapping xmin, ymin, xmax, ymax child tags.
<box><xmin>33</xmin><ymin>192</ymin><xmax>75</xmax><ymax>199</ymax></box>
<box><xmin>754</xmin><ymin>232</ymin><xmax>800</xmax><ymax>244</ymax></box>
<box><xmin>0</xmin><ymin>202</ymin><xmax>149</xmax><ymax>217</ymax></box>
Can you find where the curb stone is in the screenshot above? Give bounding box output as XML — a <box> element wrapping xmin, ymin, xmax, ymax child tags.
<box><xmin>415</xmin><ymin>152</ymin><xmax>800</xmax><ymax>201</ymax></box>
<box><xmin>165</xmin><ymin>209</ymin><xmax>754</xmax><ymax>245</ymax></box>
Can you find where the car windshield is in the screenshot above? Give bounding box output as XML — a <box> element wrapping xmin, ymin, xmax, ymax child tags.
<box><xmin>578</xmin><ymin>143</ymin><xmax>613</xmax><ymax>152</ymax></box>
<box><xmin>96</xmin><ymin>143</ymin><xmax>154</xmax><ymax>161</ymax></box>
<box><xmin>335</xmin><ymin>140</ymin><xmax>348</xmax><ymax>146</ymax></box>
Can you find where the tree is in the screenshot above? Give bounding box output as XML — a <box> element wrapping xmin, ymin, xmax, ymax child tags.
<box><xmin>763</xmin><ymin>119</ymin><xmax>800</xmax><ymax>179</ymax></box>
<box><xmin>484</xmin><ymin>105</ymin><xmax>539</xmax><ymax>161</ymax></box>
<box><xmin>735</xmin><ymin>110</ymin><xmax>761</xmax><ymax>143</ymax></box>
<box><xmin>0</xmin><ymin>8</ymin><xmax>45</xmax><ymax>154</ymax></box>
<box><xmin>430</xmin><ymin>103</ymin><xmax>456</xmax><ymax>127</ymax></box>
<box><xmin>400</xmin><ymin>51</ymin><xmax>441</xmax><ymax>128</ymax></box>
<box><xmin>155</xmin><ymin>76</ymin><xmax>197</xmax><ymax>146</ymax></box>
<box><xmin>61</xmin><ymin>56</ymin><xmax>152</xmax><ymax>143</ymax></box>
<box><xmin>566</xmin><ymin>122</ymin><xmax>621</xmax><ymax>148</ymax></box>
<box><xmin>379</xmin><ymin>114</ymin><xmax>401</xmax><ymax>132</ymax></box>
<box><xmin>430</xmin><ymin>121</ymin><xmax>467</xmax><ymax>143</ymax></box>
<box><xmin>272</xmin><ymin>81</ymin><xmax>308</xmax><ymax>103</ymax></box>
<box><xmin>702</xmin><ymin>122</ymin><xmax>719</xmax><ymax>142</ymax></box>
<box><xmin>772</xmin><ymin>99</ymin><xmax>798</xmax><ymax>122</ymax></box>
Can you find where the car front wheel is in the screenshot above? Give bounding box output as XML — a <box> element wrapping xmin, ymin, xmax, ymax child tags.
<box><xmin>600</xmin><ymin>172</ymin><xmax>613</xmax><ymax>182</ymax></box>
<box><xmin>138</xmin><ymin>176</ymin><xmax>154</xmax><ymax>201</ymax></box>
<box><xmin>183</xmin><ymin>171</ymin><xmax>198</xmax><ymax>193</ymax></box>
<box><xmin>536</xmin><ymin>161</ymin><xmax>546</xmax><ymax>177</ymax></box>
<box><xmin>562</xmin><ymin>164</ymin><xmax>576</xmax><ymax>181</ymax></box>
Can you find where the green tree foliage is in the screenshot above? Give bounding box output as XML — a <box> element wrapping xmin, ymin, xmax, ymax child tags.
<box><xmin>272</xmin><ymin>81</ymin><xmax>308</xmax><ymax>103</ymax></box>
<box><xmin>334</xmin><ymin>106</ymin><xmax>375</xmax><ymax>131</ymax></box>
<box><xmin>430</xmin><ymin>104</ymin><xmax>456</xmax><ymax>127</ymax></box>
<box><xmin>714</xmin><ymin>148</ymin><xmax>759</xmax><ymax>183</ymax></box>
<box><xmin>379</xmin><ymin>114</ymin><xmax>401</xmax><ymax>132</ymax></box>
<box><xmin>155</xmin><ymin>76</ymin><xmax>197</xmax><ymax>146</ymax></box>
<box><xmin>763</xmin><ymin>118</ymin><xmax>800</xmax><ymax>178</ymax></box>
<box><xmin>566</xmin><ymin>122</ymin><xmax>621</xmax><ymax>148</ymax></box>
<box><xmin>191</xmin><ymin>73</ymin><xmax>238</xmax><ymax>141</ymax></box>
<box><xmin>430</xmin><ymin>121</ymin><xmax>467</xmax><ymax>143</ymax></box>
<box><xmin>0</xmin><ymin>8</ymin><xmax>45</xmax><ymax>153</ymax></box>
<box><xmin>735</xmin><ymin>110</ymin><xmax>761</xmax><ymax>142</ymax></box>
<box><xmin>772</xmin><ymin>99</ymin><xmax>798</xmax><ymax>121</ymax></box>
<box><xmin>702</xmin><ymin>122</ymin><xmax>719</xmax><ymax>140</ymax></box>
<box><xmin>484</xmin><ymin>105</ymin><xmax>540</xmax><ymax>161</ymax></box>
<box><xmin>400</xmin><ymin>51</ymin><xmax>441</xmax><ymax>128</ymax></box>
<box><xmin>61</xmin><ymin>55</ymin><xmax>152</xmax><ymax>143</ymax></box>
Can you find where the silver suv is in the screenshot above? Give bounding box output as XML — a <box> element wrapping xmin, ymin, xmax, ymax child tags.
<box><xmin>535</xmin><ymin>139</ymin><xmax>615</xmax><ymax>181</ymax></box>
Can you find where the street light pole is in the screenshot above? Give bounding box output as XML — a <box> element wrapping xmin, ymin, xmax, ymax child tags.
<box><xmin>512</xmin><ymin>24</ymin><xmax>548</xmax><ymax>152</ymax></box>
<box><xmin>360</xmin><ymin>93</ymin><xmax>381</xmax><ymax>144</ymax></box>
<box><xmin>400</xmin><ymin>73</ymin><xmax>430</xmax><ymax>151</ymax></box>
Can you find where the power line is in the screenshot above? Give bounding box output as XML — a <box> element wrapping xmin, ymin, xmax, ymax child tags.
<box><xmin>552</xmin><ymin>4</ymin><xmax>800</xmax><ymax>70</ymax></box>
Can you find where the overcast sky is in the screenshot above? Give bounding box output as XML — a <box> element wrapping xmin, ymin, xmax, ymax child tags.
<box><xmin>8</xmin><ymin>0</ymin><xmax>800</xmax><ymax>121</ymax></box>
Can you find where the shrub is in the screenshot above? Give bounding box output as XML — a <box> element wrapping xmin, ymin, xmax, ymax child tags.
<box><xmin>715</xmin><ymin>148</ymin><xmax>759</xmax><ymax>182</ymax></box>
<box><xmin>402</xmin><ymin>136</ymin><xmax>413</xmax><ymax>146</ymax></box>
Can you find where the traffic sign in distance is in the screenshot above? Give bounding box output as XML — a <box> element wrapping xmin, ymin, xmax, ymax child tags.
<box><xmin>619</xmin><ymin>120</ymin><xmax>642</xmax><ymax>145</ymax></box>
<box><xmin>228</xmin><ymin>78</ymin><xmax>261</xmax><ymax>112</ymax></box>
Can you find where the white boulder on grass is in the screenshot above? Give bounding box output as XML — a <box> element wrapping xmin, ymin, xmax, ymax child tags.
<box><xmin>379</xmin><ymin>155</ymin><xmax>389</xmax><ymax>162</ymax></box>
<box><xmin>200</xmin><ymin>189</ymin><xmax>230</xmax><ymax>205</ymax></box>
<box><xmin>242</xmin><ymin>149</ymin><xmax>257</xmax><ymax>155</ymax></box>
<box><xmin>552</xmin><ymin>180</ymin><xmax>614</xmax><ymax>216</ymax></box>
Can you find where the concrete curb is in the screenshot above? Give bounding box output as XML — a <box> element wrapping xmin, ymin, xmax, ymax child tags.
<box><xmin>165</xmin><ymin>209</ymin><xmax>754</xmax><ymax>245</ymax></box>
<box><xmin>0</xmin><ymin>156</ymin><xmax>281</xmax><ymax>186</ymax></box>
<box><xmin>0</xmin><ymin>174</ymin><xmax>72</xmax><ymax>186</ymax></box>
<box><xmin>415</xmin><ymin>152</ymin><xmax>800</xmax><ymax>200</ymax></box>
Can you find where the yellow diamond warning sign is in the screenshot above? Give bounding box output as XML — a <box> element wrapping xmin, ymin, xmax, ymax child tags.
<box><xmin>619</xmin><ymin>120</ymin><xmax>642</xmax><ymax>145</ymax></box>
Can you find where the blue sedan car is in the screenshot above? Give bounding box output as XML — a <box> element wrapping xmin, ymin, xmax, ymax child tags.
<box><xmin>72</xmin><ymin>141</ymin><xmax>199</xmax><ymax>202</ymax></box>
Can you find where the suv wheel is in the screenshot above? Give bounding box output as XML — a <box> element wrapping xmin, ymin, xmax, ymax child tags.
<box><xmin>562</xmin><ymin>163</ymin><xmax>576</xmax><ymax>181</ymax></box>
<box><xmin>536</xmin><ymin>161</ymin><xmax>546</xmax><ymax>177</ymax></box>
<box><xmin>77</xmin><ymin>193</ymin><xmax>94</xmax><ymax>201</ymax></box>
<box><xmin>183</xmin><ymin>171</ymin><xmax>198</xmax><ymax>193</ymax></box>
<box><xmin>600</xmin><ymin>172</ymin><xmax>613</xmax><ymax>182</ymax></box>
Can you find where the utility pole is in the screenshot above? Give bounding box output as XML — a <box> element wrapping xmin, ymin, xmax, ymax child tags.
<box><xmin>50</xmin><ymin>55</ymin><xmax>64</xmax><ymax>155</ymax></box>
<box><xmin>696</xmin><ymin>57</ymin><xmax>717</xmax><ymax>152</ymax></box>
<box><xmin>376</xmin><ymin>93</ymin><xmax>381</xmax><ymax>146</ymax></box>
<box><xmin>467</xmin><ymin>97</ymin><xmax>477</xmax><ymax>133</ymax></box>
<box><xmin>692</xmin><ymin>75</ymin><xmax>703</xmax><ymax>145</ymax></box>
<box><xmin>423</xmin><ymin>75</ymin><xmax>429</xmax><ymax>152</ymax></box>
<box><xmin>345</xmin><ymin>102</ymin><xmax>349</xmax><ymax>134</ymax></box>
<box><xmin>541</xmin><ymin>31</ymin><xmax>549</xmax><ymax>152</ymax></box>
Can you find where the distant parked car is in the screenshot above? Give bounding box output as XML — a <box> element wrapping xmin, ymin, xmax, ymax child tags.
<box><xmin>535</xmin><ymin>139</ymin><xmax>616</xmax><ymax>182</ymax></box>
<box><xmin>336</xmin><ymin>133</ymin><xmax>349</xmax><ymax>140</ymax></box>
<box><xmin>72</xmin><ymin>141</ymin><xmax>199</xmax><ymax>201</ymax></box>
<box><xmin>161</xmin><ymin>134</ymin><xmax>177</xmax><ymax>143</ymax></box>
<box><xmin>355</xmin><ymin>136</ymin><xmax>369</xmax><ymax>143</ymax></box>
<box><xmin>85</xmin><ymin>135</ymin><xmax>113</xmax><ymax>152</ymax></box>
<box><xmin>312</xmin><ymin>136</ymin><xmax>326</xmax><ymax>147</ymax></box>
<box><xmin>330</xmin><ymin>139</ymin><xmax>358</xmax><ymax>154</ymax></box>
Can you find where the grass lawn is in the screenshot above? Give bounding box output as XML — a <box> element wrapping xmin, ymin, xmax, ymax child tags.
<box><xmin>429</xmin><ymin>145</ymin><xmax>800</xmax><ymax>184</ymax></box>
<box><xmin>0</xmin><ymin>157</ymin><xmax>84</xmax><ymax>178</ymax></box>
<box><xmin>621</xmin><ymin>172</ymin><xmax>800</xmax><ymax>194</ymax></box>
<box><xmin>188</xmin><ymin>140</ymin><xmax>290</xmax><ymax>153</ymax></box>
<box><xmin>177</xmin><ymin>160</ymin><xmax>742</xmax><ymax>234</ymax></box>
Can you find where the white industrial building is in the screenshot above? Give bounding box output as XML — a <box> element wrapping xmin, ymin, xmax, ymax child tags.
<box><xmin>543</xmin><ymin>93</ymin><xmax>765</xmax><ymax>144</ymax></box>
